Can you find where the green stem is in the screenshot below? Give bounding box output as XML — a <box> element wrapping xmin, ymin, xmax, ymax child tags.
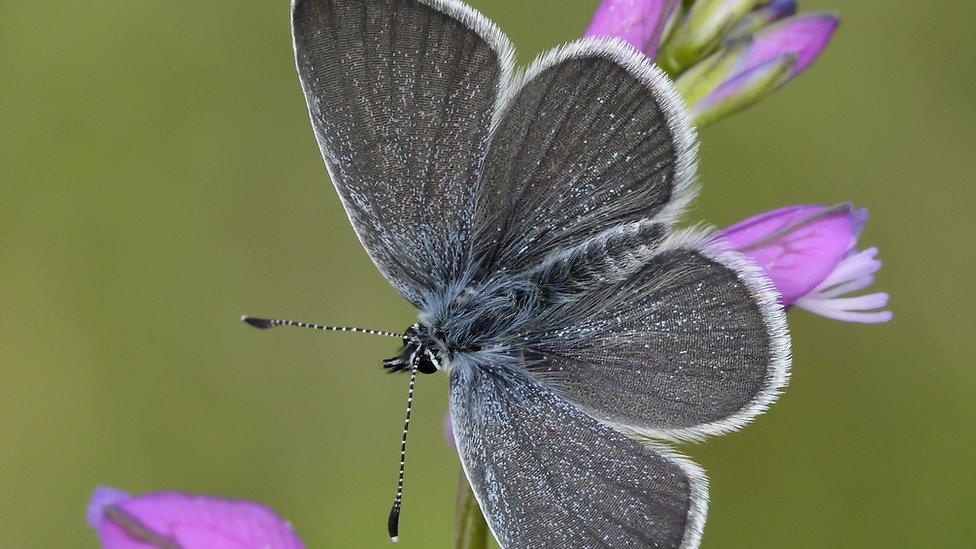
<box><xmin>454</xmin><ymin>468</ymin><xmax>488</xmax><ymax>549</ymax></box>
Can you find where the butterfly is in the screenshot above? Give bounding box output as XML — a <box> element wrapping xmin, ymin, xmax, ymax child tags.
<box><xmin>246</xmin><ymin>0</ymin><xmax>791</xmax><ymax>547</ymax></box>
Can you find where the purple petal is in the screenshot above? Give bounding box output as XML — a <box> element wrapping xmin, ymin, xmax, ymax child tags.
<box><xmin>795</xmin><ymin>295</ymin><xmax>893</xmax><ymax>324</ymax></box>
<box><xmin>811</xmin><ymin>292</ymin><xmax>889</xmax><ymax>311</ymax></box>
<box><xmin>88</xmin><ymin>487</ymin><xmax>304</xmax><ymax>549</ymax></box>
<box><xmin>815</xmin><ymin>275</ymin><xmax>875</xmax><ymax>299</ymax></box>
<box><xmin>817</xmin><ymin>247</ymin><xmax>881</xmax><ymax>289</ymax></box>
<box><xmin>740</xmin><ymin>13</ymin><xmax>839</xmax><ymax>78</ymax></box>
<box><xmin>797</xmin><ymin>300</ymin><xmax>894</xmax><ymax>324</ymax></box>
<box><xmin>585</xmin><ymin>0</ymin><xmax>679</xmax><ymax>58</ymax></box>
<box><xmin>794</xmin><ymin>246</ymin><xmax>891</xmax><ymax>323</ymax></box>
<box><xmin>720</xmin><ymin>204</ymin><xmax>862</xmax><ymax>305</ymax></box>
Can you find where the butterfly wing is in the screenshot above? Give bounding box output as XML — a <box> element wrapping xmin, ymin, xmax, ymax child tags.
<box><xmin>463</xmin><ymin>37</ymin><xmax>788</xmax><ymax>440</ymax></box>
<box><xmin>524</xmin><ymin>227</ymin><xmax>791</xmax><ymax>443</ymax></box>
<box><xmin>450</xmin><ymin>365</ymin><xmax>707</xmax><ymax>549</ymax></box>
<box><xmin>470</xmin><ymin>38</ymin><xmax>696</xmax><ymax>277</ymax></box>
<box><xmin>292</xmin><ymin>0</ymin><xmax>514</xmax><ymax>306</ymax></box>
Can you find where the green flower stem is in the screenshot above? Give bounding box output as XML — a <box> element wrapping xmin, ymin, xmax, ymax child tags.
<box><xmin>454</xmin><ymin>468</ymin><xmax>488</xmax><ymax>549</ymax></box>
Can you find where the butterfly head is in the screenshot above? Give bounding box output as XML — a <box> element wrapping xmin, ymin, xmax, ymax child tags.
<box><xmin>382</xmin><ymin>323</ymin><xmax>445</xmax><ymax>375</ymax></box>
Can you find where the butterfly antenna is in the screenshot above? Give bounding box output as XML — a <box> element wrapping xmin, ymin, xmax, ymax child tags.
<box><xmin>241</xmin><ymin>316</ymin><xmax>402</xmax><ymax>339</ymax></box>
<box><xmin>387</xmin><ymin>355</ymin><xmax>420</xmax><ymax>543</ymax></box>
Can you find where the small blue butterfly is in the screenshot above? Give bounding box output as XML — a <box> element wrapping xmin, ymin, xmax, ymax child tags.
<box><xmin>245</xmin><ymin>1</ymin><xmax>791</xmax><ymax>547</ymax></box>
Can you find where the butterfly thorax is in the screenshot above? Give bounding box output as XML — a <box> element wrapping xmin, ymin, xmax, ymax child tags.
<box><xmin>390</xmin><ymin>274</ymin><xmax>549</xmax><ymax>376</ymax></box>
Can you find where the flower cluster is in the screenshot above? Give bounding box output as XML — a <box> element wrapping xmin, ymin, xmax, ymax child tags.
<box><xmin>586</xmin><ymin>0</ymin><xmax>839</xmax><ymax>126</ymax></box>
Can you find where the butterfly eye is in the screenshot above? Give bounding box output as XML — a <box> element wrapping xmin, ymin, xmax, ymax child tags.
<box><xmin>417</xmin><ymin>359</ymin><xmax>438</xmax><ymax>375</ymax></box>
<box><xmin>416</xmin><ymin>348</ymin><xmax>440</xmax><ymax>375</ymax></box>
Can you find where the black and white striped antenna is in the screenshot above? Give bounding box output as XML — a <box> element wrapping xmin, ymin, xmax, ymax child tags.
<box><xmin>241</xmin><ymin>316</ymin><xmax>403</xmax><ymax>339</ymax></box>
<box><xmin>387</xmin><ymin>352</ymin><xmax>420</xmax><ymax>542</ymax></box>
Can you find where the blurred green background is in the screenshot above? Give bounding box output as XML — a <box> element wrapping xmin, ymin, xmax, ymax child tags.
<box><xmin>2</xmin><ymin>0</ymin><xmax>974</xmax><ymax>547</ymax></box>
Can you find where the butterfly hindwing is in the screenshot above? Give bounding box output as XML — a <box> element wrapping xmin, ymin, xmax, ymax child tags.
<box><xmin>450</xmin><ymin>365</ymin><xmax>707</xmax><ymax>549</ymax></box>
<box><xmin>523</xmin><ymin>228</ymin><xmax>791</xmax><ymax>442</ymax></box>
<box><xmin>292</xmin><ymin>0</ymin><xmax>513</xmax><ymax>306</ymax></box>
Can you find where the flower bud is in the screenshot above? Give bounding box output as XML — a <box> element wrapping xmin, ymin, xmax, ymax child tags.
<box><xmin>738</xmin><ymin>13</ymin><xmax>839</xmax><ymax>78</ymax></box>
<box><xmin>687</xmin><ymin>52</ymin><xmax>796</xmax><ymax>126</ymax></box>
<box><xmin>675</xmin><ymin>39</ymin><xmax>751</xmax><ymax>105</ymax></box>
<box><xmin>680</xmin><ymin>12</ymin><xmax>839</xmax><ymax>126</ymax></box>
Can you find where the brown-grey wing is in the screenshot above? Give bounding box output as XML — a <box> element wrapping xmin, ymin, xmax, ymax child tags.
<box><xmin>292</xmin><ymin>0</ymin><xmax>513</xmax><ymax>306</ymax></box>
<box><xmin>524</xmin><ymin>228</ymin><xmax>791</xmax><ymax>443</ymax></box>
<box><xmin>470</xmin><ymin>38</ymin><xmax>697</xmax><ymax>279</ymax></box>
<box><xmin>450</xmin><ymin>365</ymin><xmax>707</xmax><ymax>549</ymax></box>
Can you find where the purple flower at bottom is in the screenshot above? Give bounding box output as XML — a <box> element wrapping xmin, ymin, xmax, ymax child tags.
<box><xmin>721</xmin><ymin>203</ymin><xmax>891</xmax><ymax>323</ymax></box>
<box><xmin>87</xmin><ymin>486</ymin><xmax>304</xmax><ymax>549</ymax></box>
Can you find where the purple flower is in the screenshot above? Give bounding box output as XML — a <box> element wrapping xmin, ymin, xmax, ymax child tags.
<box><xmin>721</xmin><ymin>204</ymin><xmax>891</xmax><ymax>323</ymax></box>
<box><xmin>585</xmin><ymin>0</ymin><xmax>680</xmax><ymax>59</ymax></box>
<box><xmin>87</xmin><ymin>486</ymin><xmax>304</xmax><ymax>549</ymax></box>
<box><xmin>587</xmin><ymin>1</ymin><xmax>840</xmax><ymax>127</ymax></box>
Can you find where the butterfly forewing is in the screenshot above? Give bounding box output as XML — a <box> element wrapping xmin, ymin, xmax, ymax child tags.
<box><xmin>451</xmin><ymin>366</ymin><xmax>707</xmax><ymax>549</ymax></box>
<box><xmin>292</xmin><ymin>0</ymin><xmax>513</xmax><ymax>306</ymax></box>
<box><xmin>471</xmin><ymin>39</ymin><xmax>697</xmax><ymax>278</ymax></box>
